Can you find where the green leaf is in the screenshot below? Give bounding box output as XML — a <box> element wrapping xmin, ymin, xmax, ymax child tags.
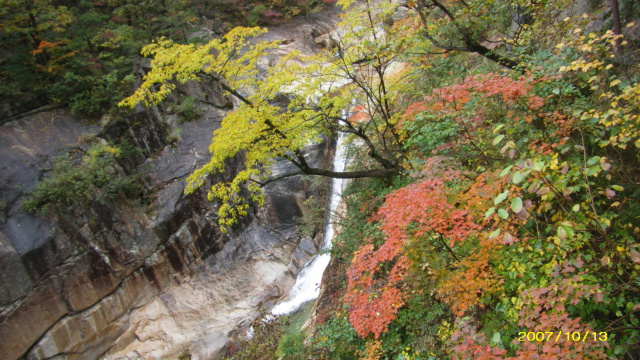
<box><xmin>612</xmin><ymin>185</ymin><xmax>624</xmax><ymax>191</ymax></box>
<box><xmin>587</xmin><ymin>166</ymin><xmax>600</xmax><ymax>176</ymax></box>
<box><xmin>557</xmin><ymin>226</ymin><xmax>567</xmax><ymax>239</ymax></box>
<box><xmin>572</xmin><ymin>204</ymin><xmax>580</xmax><ymax>212</ymax></box>
<box><xmin>500</xmin><ymin>165</ymin><xmax>513</xmax><ymax>177</ymax></box>
<box><xmin>511</xmin><ymin>197</ymin><xmax>523</xmax><ymax>213</ymax></box>
<box><xmin>493</xmin><ymin>134</ymin><xmax>505</xmax><ymax>146</ymax></box>
<box><xmin>498</xmin><ymin>208</ymin><xmax>509</xmax><ymax>219</ymax></box>
<box><xmin>484</xmin><ymin>207</ymin><xmax>496</xmax><ymax>219</ymax></box>
<box><xmin>587</xmin><ymin>156</ymin><xmax>600</xmax><ymax>166</ymax></box>
<box><xmin>533</xmin><ymin>161</ymin><xmax>545</xmax><ymax>171</ymax></box>
<box><xmin>489</xmin><ymin>228</ymin><xmax>501</xmax><ymax>239</ymax></box>
<box><xmin>512</xmin><ymin>172</ymin><xmax>524</xmax><ymax>184</ymax></box>
<box><xmin>494</xmin><ymin>190</ymin><xmax>509</xmax><ymax>205</ymax></box>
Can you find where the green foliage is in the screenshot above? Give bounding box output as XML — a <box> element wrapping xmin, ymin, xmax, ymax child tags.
<box><xmin>277</xmin><ymin>332</ymin><xmax>311</xmax><ymax>360</ymax></box>
<box><xmin>294</xmin><ymin>195</ymin><xmax>326</xmax><ymax>238</ymax></box>
<box><xmin>247</xmin><ymin>5</ymin><xmax>267</xmax><ymax>26</ymax></box>
<box><xmin>223</xmin><ymin>315</ymin><xmax>284</xmax><ymax>360</ymax></box>
<box><xmin>401</xmin><ymin>112</ymin><xmax>458</xmax><ymax>156</ymax></box>
<box><xmin>314</xmin><ymin>313</ymin><xmax>363</xmax><ymax>360</ymax></box>
<box><xmin>0</xmin><ymin>0</ymin><xmax>200</xmax><ymax>117</ymax></box>
<box><xmin>177</xmin><ymin>96</ymin><xmax>203</xmax><ymax>123</ymax></box>
<box><xmin>51</xmin><ymin>71</ymin><xmax>136</xmax><ymax>117</ymax></box>
<box><xmin>22</xmin><ymin>143</ymin><xmax>139</xmax><ymax>214</ymax></box>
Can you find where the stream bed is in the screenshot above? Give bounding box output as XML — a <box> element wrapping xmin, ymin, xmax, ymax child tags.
<box><xmin>271</xmin><ymin>132</ymin><xmax>348</xmax><ymax>316</ymax></box>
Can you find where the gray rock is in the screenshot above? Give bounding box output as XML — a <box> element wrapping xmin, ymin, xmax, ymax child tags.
<box><xmin>393</xmin><ymin>6</ymin><xmax>409</xmax><ymax>21</ymax></box>
<box><xmin>298</xmin><ymin>237</ymin><xmax>317</xmax><ymax>255</ymax></box>
<box><xmin>0</xmin><ymin>6</ymin><xmax>338</xmax><ymax>360</ymax></box>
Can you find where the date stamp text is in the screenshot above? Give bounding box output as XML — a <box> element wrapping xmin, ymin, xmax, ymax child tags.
<box><xmin>517</xmin><ymin>331</ymin><xmax>608</xmax><ymax>342</ymax></box>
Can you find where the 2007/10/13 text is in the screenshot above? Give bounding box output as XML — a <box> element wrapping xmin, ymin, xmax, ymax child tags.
<box><xmin>518</xmin><ymin>331</ymin><xmax>608</xmax><ymax>342</ymax></box>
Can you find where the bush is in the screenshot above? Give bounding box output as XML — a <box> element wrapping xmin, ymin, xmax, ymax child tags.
<box><xmin>223</xmin><ymin>314</ymin><xmax>284</xmax><ymax>360</ymax></box>
<box><xmin>178</xmin><ymin>96</ymin><xmax>204</xmax><ymax>123</ymax></box>
<box><xmin>247</xmin><ymin>5</ymin><xmax>267</xmax><ymax>26</ymax></box>
<box><xmin>277</xmin><ymin>332</ymin><xmax>311</xmax><ymax>360</ymax></box>
<box><xmin>22</xmin><ymin>143</ymin><xmax>139</xmax><ymax>214</ymax></box>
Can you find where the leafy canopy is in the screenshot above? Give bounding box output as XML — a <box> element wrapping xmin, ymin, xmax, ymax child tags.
<box><xmin>121</xmin><ymin>3</ymin><xmax>415</xmax><ymax>229</ymax></box>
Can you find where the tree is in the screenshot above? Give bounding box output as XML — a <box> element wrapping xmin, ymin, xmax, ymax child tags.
<box><xmin>120</xmin><ymin>2</ymin><xmax>415</xmax><ymax>229</ymax></box>
<box><xmin>411</xmin><ymin>0</ymin><xmax>520</xmax><ymax>69</ymax></box>
<box><xmin>0</xmin><ymin>0</ymin><xmax>74</xmax><ymax>109</ymax></box>
<box><xmin>411</xmin><ymin>0</ymin><xmax>573</xmax><ymax>71</ymax></box>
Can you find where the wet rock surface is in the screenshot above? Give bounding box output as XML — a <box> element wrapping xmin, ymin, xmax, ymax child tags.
<box><xmin>0</xmin><ymin>104</ymin><xmax>332</xmax><ymax>360</ymax></box>
<box><xmin>0</xmin><ymin>7</ymin><xmax>341</xmax><ymax>358</ymax></box>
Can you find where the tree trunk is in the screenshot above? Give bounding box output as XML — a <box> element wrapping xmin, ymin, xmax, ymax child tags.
<box><xmin>609</xmin><ymin>0</ymin><xmax>623</xmax><ymax>56</ymax></box>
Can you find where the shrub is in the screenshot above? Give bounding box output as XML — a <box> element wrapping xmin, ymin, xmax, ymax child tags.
<box><xmin>277</xmin><ymin>332</ymin><xmax>311</xmax><ymax>360</ymax></box>
<box><xmin>22</xmin><ymin>143</ymin><xmax>139</xmax><ymax>214</ymax></box>
<box><xmin>223</xmin><ymin>314</ymin><xmax>284</xmax><ymax>360</ymax></box>
<box><xmin>178</xmin><ymin>96</ymin><xmax>203</xmax><ymax>123</ymax></box>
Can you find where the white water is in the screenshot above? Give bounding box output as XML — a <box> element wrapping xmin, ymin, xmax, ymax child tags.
<box><xmin>271</xmin><ymin>131</ymin><xmax>348</xmax><ymax>316</ymax></box>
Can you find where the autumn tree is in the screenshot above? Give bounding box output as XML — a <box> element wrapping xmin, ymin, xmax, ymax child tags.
<box><xmin>120</xmin><ymin>1</ymin><xmax>418</xmax><ymax>228</ymax></box>
<box><xmin>410</xmin><ymin>0</ymin><xmax>575</xmax><ymax>71</ymax></box>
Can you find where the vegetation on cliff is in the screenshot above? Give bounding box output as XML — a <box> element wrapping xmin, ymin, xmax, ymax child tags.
<box><xmin>170</xmin><ymin>0</ymin><xmax>640</xmax><ymax>358</ymax></box>
<box><xmin>22</xmin><ymin>142</ymin><xmax>140</xmax><ymax>214</ymax></box>
<box><xmin>306</xmin><ymin>0</ymin><xmax>640</xmax><ymax>359</ymax></box>
<box><xmin>0</xmin><ymin>0</ymin><xmax>325</xmax><ymax>119</ymax></box>
<box><xmin>7</xmin><ymin>0</ymin><xmax>640</xmax><ymax>357</ymax></box>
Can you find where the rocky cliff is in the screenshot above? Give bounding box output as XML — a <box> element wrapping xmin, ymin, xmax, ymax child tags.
<box><xmin>0</xmin><ymin>8</ymin><xmax>341</xmax><ymax>359</ymax></box>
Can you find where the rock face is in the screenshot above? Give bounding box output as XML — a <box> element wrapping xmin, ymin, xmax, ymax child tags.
<box><xmin>0</xmin><ymin>103</ymin><xmax>332</xmax><ymax>360</ymax></box>
<box><xmin>0</xmin><ymin>6</ymin><xmax>342</xmax><ymax>359</ymax></box>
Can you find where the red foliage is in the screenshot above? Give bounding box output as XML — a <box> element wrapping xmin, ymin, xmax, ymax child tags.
<box><xmin>429</xmin><ymin>74</ymin><xmax>545</xmax><ymax>112</ymax></box>
<box><xmin>451</xmin><ymin>318</ymin><xmax>509</xmax><ymax>360</ymax></box>
<box><xmin>379</xmin><ymin>158</ymin><xmax>480</xmax><ymax>249</ymax></box>
<box><xmin>403</xmin><ymin>74</ymin><xmax>548</xmax><ymax>154</ymax></box>
<box><xmin>345</xmin><ymin>244</ymin><xmax>409</xmax><ymax>339</ymax></box>
<box><xmin>345</xmin><ymin>158</ymin><xmax>481</xmax><ymax>338</ymax></box>
<box><xmin>401</xmin><ymin>100</ymin><xmax>427</xmax><ymax>124</ymax></box>
<box><xmin>349</xmin><ymin>104</ymin><xmax>370</xmax><ymax>124</ymax></box>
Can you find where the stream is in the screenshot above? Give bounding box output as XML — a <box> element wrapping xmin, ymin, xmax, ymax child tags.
<box><xmin>271</xmin><ymin>131</ymin><xmax>348</xmax><ymax>316</ymax></box>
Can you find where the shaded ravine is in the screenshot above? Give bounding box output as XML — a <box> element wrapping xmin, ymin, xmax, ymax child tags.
<box><xmin>271</xmin><ymin>132</ymin><xmax>348</xmax><ymax>316</ymax></box>
<box><xmin>0</xmin><ymin>7</ymin><xmax>344</xmax><ymax>360</ymax></box>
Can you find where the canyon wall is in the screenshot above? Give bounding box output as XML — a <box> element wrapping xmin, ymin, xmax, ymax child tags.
<box><xmin>0</xmin><ymin>100</ymin><xmax>332</xmax><ymax>359</ymax></box>
<box><xmin>0</xmin><ymin>13</ymin><xmax>344</xmax><ymax>359</ymax></box>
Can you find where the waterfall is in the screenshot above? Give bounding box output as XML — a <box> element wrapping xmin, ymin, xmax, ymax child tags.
<box><xmin>271</xmin><ymin>131</ymin><xmax>348</xmax><ymax>316</ymax></box>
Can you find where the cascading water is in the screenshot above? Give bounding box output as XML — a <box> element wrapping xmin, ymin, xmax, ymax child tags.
<box><xmin>271</xmin><ymin>130</ymin><xmax>348</xmax><ymax>316</ymax></box>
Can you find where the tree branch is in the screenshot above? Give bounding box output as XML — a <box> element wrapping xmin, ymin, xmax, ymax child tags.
<box><xmin>251</xmin><ymin>167</ymin><xmax>399</xmax><ymax>187</ymax></box>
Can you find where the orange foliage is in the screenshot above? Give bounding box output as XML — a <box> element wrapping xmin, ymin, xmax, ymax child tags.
<box><xmin>30</xmin><ymin>40</ymin><xmax>62</xmax><ymax>55</ymax></box>
<box><xmin>345</xmin><ymin>158</ymin><xmax>483</xmax><ymax>338</ymax></box>
<box><xmin>360</xmin><ymin>340</ymin><xmax>383</xmax><ymax>360</ymax></box>
<box><xmin>437</xmin><ymin>240</ymin><xmax>502</xmax><ymax>316</ymax></box>
<box><xmin>349</xmin><ymin>104</ymin><xmax>370</xmax><ymax>124</ymax></box>
<box><xmin>428</xmin><ymin>74</ymin><xmax>545</xmax><ymax>112</ymax></box>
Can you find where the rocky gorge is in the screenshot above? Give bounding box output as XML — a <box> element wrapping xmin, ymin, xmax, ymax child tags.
<box><xmin>0</xmin><ymin>7</ymin><xmax>344</xmax><ymax>359</ymax></box>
